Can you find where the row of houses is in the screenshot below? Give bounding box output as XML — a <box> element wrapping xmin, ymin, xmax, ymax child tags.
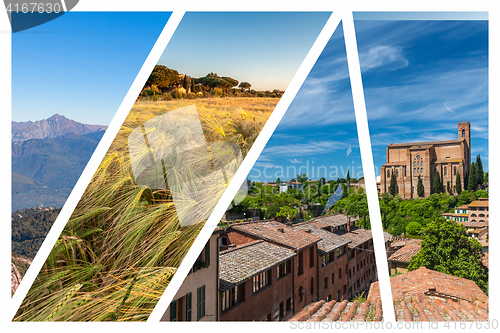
<box><xmin>161</xmin><ymin>214</ymin><xmax>392</xmax><ymax>321</ymax></box>
<box><xmin>441</xmin><ymin>198</ymin><xmax>489</xmax><ymax>251</ymax></box>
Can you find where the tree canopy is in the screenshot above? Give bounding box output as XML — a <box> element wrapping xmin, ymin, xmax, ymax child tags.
<box><xmin>195</xmin><ymin>73</ymin><xmax>239</xmax><ymax>90</ymax></box>
<box><xmin>408</xmin><ymin>218</ymin><xmax>487</xmax><ymax>293</ymax></box>
<box><xmin>146</xmin><ymin>65</ymin><xmax>179</xmax><ymax>91</ymax></box>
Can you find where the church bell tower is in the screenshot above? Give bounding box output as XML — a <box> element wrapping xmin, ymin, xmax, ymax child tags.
<box><xmin>458</xmin><ymin>121</ymin><xmax>471</xmax><ymax>168</ymax></box>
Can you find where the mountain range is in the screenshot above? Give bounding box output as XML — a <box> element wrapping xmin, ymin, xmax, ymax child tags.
<box><xmin>12</xmin><ymin>114</ymin><xmax>106</xmax><ymax>142</ymax></box>
<box><xmin>11</xmin><ymin>114</ymin><xmax>107</xmax><ymax>212</ymax></box>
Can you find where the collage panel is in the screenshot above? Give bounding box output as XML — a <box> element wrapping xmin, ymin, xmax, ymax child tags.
<box><xmin>161</xmin><ymin>21</ymin><xmax>392</xmax><ymax>322</ymax></box>
<box><xmin>11</xmin><ymin>11</ymin><xmax>173</xmax><ymax>295</ymax></box>
<box><xmin>354</xmin><ymin>13</ymin><xmax>489</xmax><ymax>321</ymax></box>
<box><xmin>12</xmin><ymin>12</ymin><xmax>330</xmax><ymax>321</ymax></box>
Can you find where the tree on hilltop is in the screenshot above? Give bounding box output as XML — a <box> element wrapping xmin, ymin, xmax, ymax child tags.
<box><xmin>146</xmin><ymin>65</ymin><xmax>179</xmax><ymax>91</ymax></box>
<box><xmin>238</xmin><ymin>82</ymin><xmax>251</xmax><ymax>91</ymax></box>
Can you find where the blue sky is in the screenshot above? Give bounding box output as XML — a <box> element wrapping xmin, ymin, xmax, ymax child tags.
<box><xmin>12</xmin><ymin>12</ymin><xmax>330</xmax><ymax>125</ymax></box>
<box><xmin>249</xmin><ymin>18</ymin><xmax>488</xmax><ymax>182</ymax></box>
<box><xmin>249</xmin><ymin>22</ymin><xmax>363</xmax><ymax>182</ymax></box>
<box><xmin>355</xmin><ymin>20</ymin><xmax>488</xmax><ymax>172</ymax></box>
<box><xmin>159</xmin><ymin>12</ymin><xmax>330</xmax><ymax>91</ymax></box>
<box><xmin>12</xmin><ymin>12</ymin><xmax>171</xmax><ymax>125</ymax></box>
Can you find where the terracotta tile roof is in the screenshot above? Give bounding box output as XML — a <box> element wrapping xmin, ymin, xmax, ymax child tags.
<box><xmin>456</xmin><ymin>205</ymin><xmax>469</xmax><ymax>210</ymax></box>
<box><xmin>309</xmin><ymin>214</ymin><xmax>356</xmax><ymax>228</ymax></box>
<box><xmin>306</xmin><ymin>220</ymin><xmax>331</xmax><ymax>229</ymax></box>
<box><xmin>219</xmin><ymin>240</ymin><xmax>295</xmax><ymax>291</ymax></box>
<box><xmin>466</xmin><ymin>227</ymin><xmax>487</xmax><ymax>234</ymax></box>
<box><xmin>288</xmin><ymin>298</ymin><xmax>383</xmax><ymax>322</ymax></box>
<box><xmin>468</xmin><ymin>200</ymin><xmax>489</xmax><ymax>207</ymax></box>
<box><xmin>370</xmin><ymin>267</ymin><xmax>487</xmax><ymax>302</ymax></box>
<box><xmin>459</xmin><ymin>221</ymin><xmax>487</xmax><ymax>228</ymax></box>
<box><xmin>442</xmin><ymin>212</ymin><xmax>468</xmax><ymax>217</ymax></box>
<box><xmin>391</xmin><ymin>241</ymin><xmax>407</xmax><ymax>248</ymax></box>
<box><xmin>388</xmin><ymin>240</ymin><xmax>421</xmax><ymax>264</ymax></box>
<box><xmin>292</xmin><ymin>224</ymin><xmax>350</xmax><ymax>254</ymax></box>
<box><xmin>388</xmin><ymin>139</ymin><xmax>464</xmax><ymax>148</ymax></box>
<box><xmin>409</xmin><ymin>144</ymin><xmax>433</xmax><ymax>150</ymax></box>
<box><xmin>335</xmin><ymin>228</ymin><xmax>373</xmax><ymax>248</ymax></box>
<box><xmin>369</xmin><ymin>267</ymin><xmax>488</xmax><ymax>322</ymax></box>
<box><xmin>231</xmin><ymin>220</ymin><xmax>320</xmax><ymax>251</ymax></box>
<box><xmin>383</xmin><ymin>161</ymin><xmax>406</xmax><ymax>166</ymax></box>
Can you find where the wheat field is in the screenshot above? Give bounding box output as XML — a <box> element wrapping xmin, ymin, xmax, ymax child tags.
<box><xmin>14</xmin><ymin>97</ymin><xmax>278</xmax><ymax>321</ymax></box>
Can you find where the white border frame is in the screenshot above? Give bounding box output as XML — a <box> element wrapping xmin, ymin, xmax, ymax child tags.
<box><xmin>1</xmin><ymin>1</ymin><xmax>497</xmax><ymax>331</ymax></box>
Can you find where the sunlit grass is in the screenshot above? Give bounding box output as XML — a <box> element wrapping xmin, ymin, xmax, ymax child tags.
<box><xmin>14</xmin><ymin>97</ymin><xmax>277</xmax><ymax>321</ymax></box>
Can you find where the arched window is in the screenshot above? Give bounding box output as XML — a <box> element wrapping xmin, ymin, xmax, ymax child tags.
<box><xmin>414</xmin><ymin>168</ymin><xmax>416</xmax><ymax>174</ymax></box>
<box><xmin>387</xmin><ymin>170</ymin><xmax>390</xmax><ymax>178</ymax></box>
<box><xmin>462</xmin><ymin>129</ymin><xmax>465</xmax><ymax>137</ymax></box>
<box><xmin>396</xmin><ymin>169</ymin><xmax>399</xmax><ymax>178</ymax></box>
<box><xmin>444</xmin><ymin>167</ymin><xmax>447</xmax><ymax>176</ymax></box>
<box><xmin>413</xmin><ymin>161</ymin><xmax>416</xmax><ymax>167</ymax></box>
<box><xmin>454</xmin><ymin>166</ymin><xmax>457</xmax><ymax>175</ymax></box>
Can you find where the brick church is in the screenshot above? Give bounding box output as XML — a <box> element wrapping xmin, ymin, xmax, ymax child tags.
<box><xmin>379</xmin><ymin>121</ymin><xmax>471</xmax><ymax>198</ymax></box>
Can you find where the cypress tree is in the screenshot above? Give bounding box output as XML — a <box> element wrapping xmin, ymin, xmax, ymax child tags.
<box><xmin>191</xmin><ymin>77</ymin><xmax>195</xmax><ymax>92</ymax></box>
<box><xmin>183</xmin><ymin>75</ymin><xmax>189</xmax><ymax>90</ymax></box>
<box><xmin>417</xmin><ymin>175</ymin><xmax>424</xmax><ymax>197</ymax></box>
<box><xmin>389</xmin><ymin>170</ymin><xmax>396</xmax><ymax>196</ymax></box>
<box><xmin>346</xmin><ymin>170</ymin><xmax>350</xmax><ymax>187</ymax></box>
<box><xmin>468</xmin><ymin>163</ymin><xmax>477</xmax><ymax>191</ymax></box>
<box><xmin>476</xmin><ymin>155</ymin><xmax>484</xmax><ymax>185</ymax></box>
<box><xmin>433</xmin><ymin>170</ymin><xmax>442</xmax><ymax>194</ymax></box>
<box><xmin>455</xmin><ymin>173</ymin><xmax>462</xmax><ymax>195</ymax></box>
<box><xmin>464</xmin><ymin>170</ymin><xmax>469</xmax><ymax>190</ymax></box>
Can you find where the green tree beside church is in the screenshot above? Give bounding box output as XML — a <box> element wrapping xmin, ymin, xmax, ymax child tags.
<box><xmin>417</xmin><ymin>175</ymin><xmax>424</xmax><ymax>197</ymax></box>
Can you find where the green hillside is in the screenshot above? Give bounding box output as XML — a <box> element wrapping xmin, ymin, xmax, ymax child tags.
<box><xmin>12</xmin><ymin>207</ymin><xmax>61</xmax><ymax>260</ymax></box>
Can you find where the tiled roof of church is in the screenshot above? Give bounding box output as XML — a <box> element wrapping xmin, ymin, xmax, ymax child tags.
<box><xmin>388</xmin><ymin>139</ymin><xmax>464</xmax><ymax>148</ymax></box>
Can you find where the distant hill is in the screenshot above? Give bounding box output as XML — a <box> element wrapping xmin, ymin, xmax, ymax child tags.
<box><xmin>12</xmin><ymin>114</ymin><xmax>106</xmax><ymax>142</ymax></box>
<box><xmin>12</xmin><ymin>207</ymin><xmax>61</xmax><ymax>260</ymax></box>
<box><xmin>12</xmin><ymin>131</ymin><xmax>104</xmax><ymax>189</ymax></box>
<box><xmin>12</xmin><ymin>172</ymin><xmax>71</xmax><ymax>212</ymax></box>
<box><xmin>11</xmin><ymin>115</ymin><xmax>106</xmax><ymax>212</ymax></box>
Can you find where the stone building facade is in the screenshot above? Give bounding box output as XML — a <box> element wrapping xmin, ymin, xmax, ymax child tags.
<box><xmin>380</xmin><ymin>122</ymin><xmax>471</xmax><ymax>198</ymax></box>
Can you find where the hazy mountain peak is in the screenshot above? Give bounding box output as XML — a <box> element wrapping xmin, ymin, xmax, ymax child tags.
<box><xmin>12</xmin><ymin>114</ymin><xmax>107</xmax><ymax>142</ymax></box>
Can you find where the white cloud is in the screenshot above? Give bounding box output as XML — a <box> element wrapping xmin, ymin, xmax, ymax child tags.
<box><xmin>359</xmin><ymin>45</ymin><xmax>409</xmax><ymax>72</ymax></box>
